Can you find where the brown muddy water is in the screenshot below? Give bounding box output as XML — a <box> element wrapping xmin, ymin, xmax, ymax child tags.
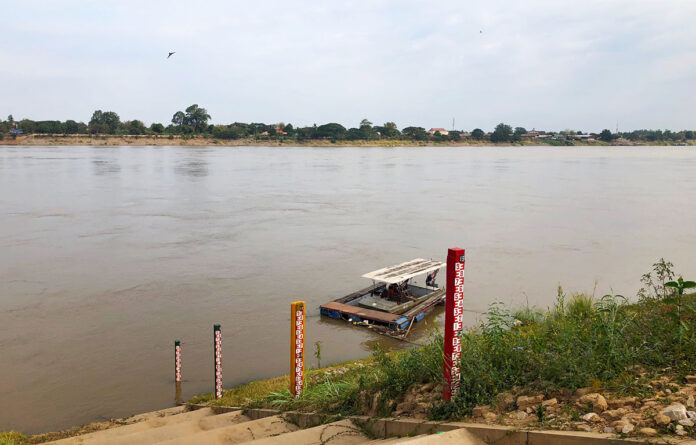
<box><xmin>1</xmin><ymin>145</ymin><xmax>695</xmax><ymax>433</ymax></box>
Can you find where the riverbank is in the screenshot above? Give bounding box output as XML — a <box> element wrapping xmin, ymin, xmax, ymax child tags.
<box><xmin>185</xmin><ymin>263</ymin><xmax>696</xmax><ymax>441</ymax></box>
<box><xmin>2</xmin><ymin>262</ymin><xmax>695</xmax><ymax>443</ymax></box>
<box><xmin>2</xmin><ymin>134</ymin><xmax>695</xmax><ymax>147</ymax></box>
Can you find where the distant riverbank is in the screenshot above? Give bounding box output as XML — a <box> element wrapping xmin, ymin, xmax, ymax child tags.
<box><xmin>2</xmin><ymin>134</ymin><xmax>695</xmax><ymax>147</ymax></box>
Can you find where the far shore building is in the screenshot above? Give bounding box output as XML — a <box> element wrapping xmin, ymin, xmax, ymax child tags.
<box><xmin>259</xmin><ymin>128</ymin><xmax>287</xmax><ymax>136</ymax></box>
<box><xmin>522</xmin><ymin>130</ymin><xmax>539</xmax><ymax>139</ymax></box>
<box><xmin>428</xmin><ymin>127</ymin><xmax>449</xmax><ymax>136</ymax></box>
<box><xmin>569</xmin><ymin>133</ymin><xmax>594</xmax><ymax>140</ymax></box>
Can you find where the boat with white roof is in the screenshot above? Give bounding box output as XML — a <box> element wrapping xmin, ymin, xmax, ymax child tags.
<box><xmin>320</xmin><ymin>258</ymin><xmax>446</xmax><ymax>338</ymax></box>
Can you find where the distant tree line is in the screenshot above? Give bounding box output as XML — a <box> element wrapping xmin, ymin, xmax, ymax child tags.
<box><xmin>1</xmin><ymin>109</ymin><xmax>695</xmax><ymax>144</ymax></box>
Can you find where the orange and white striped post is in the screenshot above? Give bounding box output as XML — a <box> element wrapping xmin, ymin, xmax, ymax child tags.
<box><xmin>290</xmin><ymin>301</ymin><xmax>305</xmax><ymax>398</ymax></box>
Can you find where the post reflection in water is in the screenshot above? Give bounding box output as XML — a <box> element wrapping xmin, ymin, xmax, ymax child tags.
<box><xmin>175</xmin><ymin>382</ymin><xmax>182</xmax><ymax>405</ymax></box>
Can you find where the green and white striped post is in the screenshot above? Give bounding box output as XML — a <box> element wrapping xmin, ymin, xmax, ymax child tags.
<box><xmin>213</xmin><ymin>324</ymin><xmax>222</xmax><ymax>399</ymax></box>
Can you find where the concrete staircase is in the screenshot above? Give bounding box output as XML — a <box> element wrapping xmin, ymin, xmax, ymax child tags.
<box><xmin>42</xmin><ymin>406</ymin><xmax>486</xmax><ymax>445</ymax></box>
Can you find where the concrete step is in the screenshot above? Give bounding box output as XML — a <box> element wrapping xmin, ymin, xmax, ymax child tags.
<box><xmin>364</xmin><ymin>435</ymin><xmax>427</xmax><ymax>443</ymax></box>
<box><xmin>124</xmin><ymin>406</ymin><xmax>188</xmax><ymax>423</ymax></box>
<box><xmin>45</xmin><ymin>408</ymin><xmax>215</xmax><ymax>444</ymax></box>
<box><xmin>125</xmin><ymin>406</ymin><xmax>185</xmax><ymax>423</ymax></box>
<box><xmin>244</xmin><ymin>419</ymin><xmax>369</xmax><ymax>445</ymax></box>
<box><xmin>152</xmin><ymin>414</ymin><xmax>299</xmax><ymax>445</ymax></box>
<box><xmin>39</xmin><ymin>407</ymin><xmax>484</xmax><ymax>445</ymax></box>
<box><xmin>396</xmin><ymin>429</ymin><xmax>486</xmax><ymax>444</ymax></box>
<box><xmin>66</xmin><ymin>410</ymin><xmax>251</xmax><ymax>445</ymax></box>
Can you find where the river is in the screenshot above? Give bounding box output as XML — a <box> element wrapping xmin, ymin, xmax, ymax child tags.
<box><xmin>1</xmin><ymin>145</ymin><xmax>695</xmax><ymax>433</ymax></box>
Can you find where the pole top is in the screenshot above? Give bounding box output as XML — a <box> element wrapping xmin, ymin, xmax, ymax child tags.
<box><xmin>175</xmin><ymin>340</ymin><xmax>180</xmax><ymax>346</ymax></box>
<box><xmin>214</xmin><ymin>324</ymin><xmax>221</xmax><ymax>331</ymax></box>
<box><xmin>447</xmin><ymin>247</ymin><xmax>466</xmax><ymax>262</ymax></box>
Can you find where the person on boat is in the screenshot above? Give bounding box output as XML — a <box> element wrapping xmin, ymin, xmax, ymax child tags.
<box><xmin>381</xmin><ymin>284</ymin><xmax>399</xmax><ymax>301</ymax></box>
<box><xmin>426</xmin><ymin>269</ymin><xmax>439</xmax><ymax>287</ymax></box>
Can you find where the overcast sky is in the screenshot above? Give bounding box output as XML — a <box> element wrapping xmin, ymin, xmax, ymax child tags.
<box><xmin>1</xmin><ymin>1</ymin><xmax>694</xmax><ymax>132</ymax></box>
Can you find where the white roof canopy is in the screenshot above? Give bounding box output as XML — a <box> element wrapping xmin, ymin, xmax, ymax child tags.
<box><xmin>362</xmin><ymin>258</ymin><xmax>445</xmax><ymax>284</ymax></box>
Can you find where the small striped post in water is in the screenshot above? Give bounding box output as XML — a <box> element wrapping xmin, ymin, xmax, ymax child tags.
<box><xmin>174</xmin><ymin>340</ymin><xmax>182</xmax><ymax>382</ymax></box>
<box><xmin>213</xmin><ymin>324</ymin><xmax>222</xmax><ymax>399</ymax></box>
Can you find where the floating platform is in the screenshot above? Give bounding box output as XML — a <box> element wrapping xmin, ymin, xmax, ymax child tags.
<box><xmin>320</xmin><ymin>302</ymin><xmax>406</xmax><ymax>327</ymax></box>
<box><xmin>320</xmin><ymin>258</ymin><xmax>447</xmax><ymax>338</ymax></box>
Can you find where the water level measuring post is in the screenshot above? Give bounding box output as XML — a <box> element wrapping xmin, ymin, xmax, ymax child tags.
<box><xmin>213</xmin><ymin>324</ymin><xmax>222</xmax><ymax>399</ymax></box>
<box><xmin>443</xmin><ymin>247</ymin><xmax>465</xmax><ymax>402</ymax></box>
<box><xmin>174</xmin><ymin>340</ymin><xmax>181</xmax><ymax>382</ymax></box>
<box><xmin>290</xmin><ymin>301</ymin><xmax>305</xmax><ymax>398</ymax></box>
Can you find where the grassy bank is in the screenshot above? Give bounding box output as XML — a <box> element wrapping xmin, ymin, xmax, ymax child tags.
<box><xmin>3</xmin><ymin>134</ymin><xmax>695</xmax><ymax>147</ymax></box>
<box><xmin>192</xmin><ymin>259</ymin><xmax>696</xmax><ymax>437</ymax></box>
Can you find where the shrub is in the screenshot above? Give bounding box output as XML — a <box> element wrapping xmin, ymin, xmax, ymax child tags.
<box><xmin>440</xmin><ymin>277</ymin><xmax>696</xmax><ymax>417</ymax></box>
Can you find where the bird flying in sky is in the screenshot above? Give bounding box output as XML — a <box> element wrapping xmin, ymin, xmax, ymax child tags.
<box><xmin>167</xmin><ymin>51</ymin><xmax>175</xmax><ymax>59</ymax></box>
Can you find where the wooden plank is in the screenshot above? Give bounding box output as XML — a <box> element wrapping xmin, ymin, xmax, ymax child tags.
<box><xmin>320</xmin><ymin>301</ymin><xmax>402</xmax><ymax>324</ymax></box>
<box><xmin>401</xmin><ymin>289</ymin><xmax>446</xmax><ymax>318</ymax></box>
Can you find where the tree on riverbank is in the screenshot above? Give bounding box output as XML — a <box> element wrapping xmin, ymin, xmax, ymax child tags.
<box><xmin>88</xmin><ymin>110</ymin><xmax>121</xmax><ymax>134</ymax></box>
<box><xmin>316</xmin><ymin>123</ymin><xmax>347</xmax><ymax>139</ymax></box>
<box><xmin>184</xmin><ymin>104</ymin><xmax>211</xmax><ymax>133</ymax></box>
<box><xmin>598</xmin><ymin>129</ymin><xmax>613</xmax><ymax>142</ymax></box>
<box><xmin>490</xmin><ymin>123</ymin><xmax>513</xmax><ymax>142</ymax></box>
<box><xmin>170</xmin><ymin>104</ymin><xmax>211</xmax><ymax>134</ymax></box>
<box><xmin>402</xmin><ymin>126</ymin><xmax>428</xmax><ymax>141</ymax></box>
<box><xmin>471</xmin><ymin>128</ymin><xmax>484</xmax><ymax>140</ymax></box>
<box><xmin>377</xmin><ymin>121</ymin><xmax>401</xmax><ymax>139</ymax></box>
<box><xmin>513</xmin><ymin>127</ymin><xmax>527</xmax><ymax>142</ymax></box>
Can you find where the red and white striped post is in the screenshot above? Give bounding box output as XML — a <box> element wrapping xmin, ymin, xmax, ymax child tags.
<box><xmin>290</xmin><ymin>301</ymin><xmax>305</xmax><ymax>398</ymax></box>
<box><xmin>174</xmin><ymin>340</ymin><xmax>182</xmax><ymax>382</ymax></box>
<box><xmin>213</xmin><ymin>324</ymin><xmax>222</xmax><ymax>399</ymax></box>
<box><xmin>443</xmin><ymin>247</ymin><xmax>465</xmax><ymax>402</ymax></box>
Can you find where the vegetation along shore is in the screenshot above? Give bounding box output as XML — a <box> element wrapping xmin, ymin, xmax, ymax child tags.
<box><xmin>182</xmin><ymin>259</ymin><xmax>696</xmax><ymax>441</ymax></box>
<box><xmin>3</xmin><ymin>259</ymin><xmax>695</xmax><ymax>443</ymax></box>
<box><xmin>2</xmin><ymin>106</ymin><xmax>695</xmax><ymax>146</ymax></box>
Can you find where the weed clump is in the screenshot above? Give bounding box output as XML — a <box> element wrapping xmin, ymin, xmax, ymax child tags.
<box><xmin>0</xmin><ymin>431</ymin><xmax>27</xmax><ymax>445</ymax></box>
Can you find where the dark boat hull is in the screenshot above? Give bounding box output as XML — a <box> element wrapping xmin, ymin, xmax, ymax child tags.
<box><xmin>320</xmin><ymin>286</ymin><xmax>446</xmax><ymax>334</ymax></box>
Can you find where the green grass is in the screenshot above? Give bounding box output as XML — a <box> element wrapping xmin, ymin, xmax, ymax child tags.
<box><xmin>189</xmin><ymin>358</ymin><xmax>378</xmax><ymax>408</ymax></box>
<box><xmin>0</xmin><ymin>432</ymin><xmax>27</xmax><ymax>445</ymax></box>
<box><xmin>434</xmin><ymin>285</ymin><xmax>696</xmax><ymax>418</ymax></box>
<box><xmin>246</xmin><ymin>338</ymin><xmax>445</xmax><ymax>417</ymax></box>
<box><xmin>189</xmin><ymin>375</ymin><xmax>290</xmax><ymax>406</ymax></box>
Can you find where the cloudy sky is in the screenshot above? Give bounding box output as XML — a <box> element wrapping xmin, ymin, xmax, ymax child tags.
<box><xmin>1</xmin><ymin>0</ymin><xmax>694</xmax><ymax>132</ymax></box>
